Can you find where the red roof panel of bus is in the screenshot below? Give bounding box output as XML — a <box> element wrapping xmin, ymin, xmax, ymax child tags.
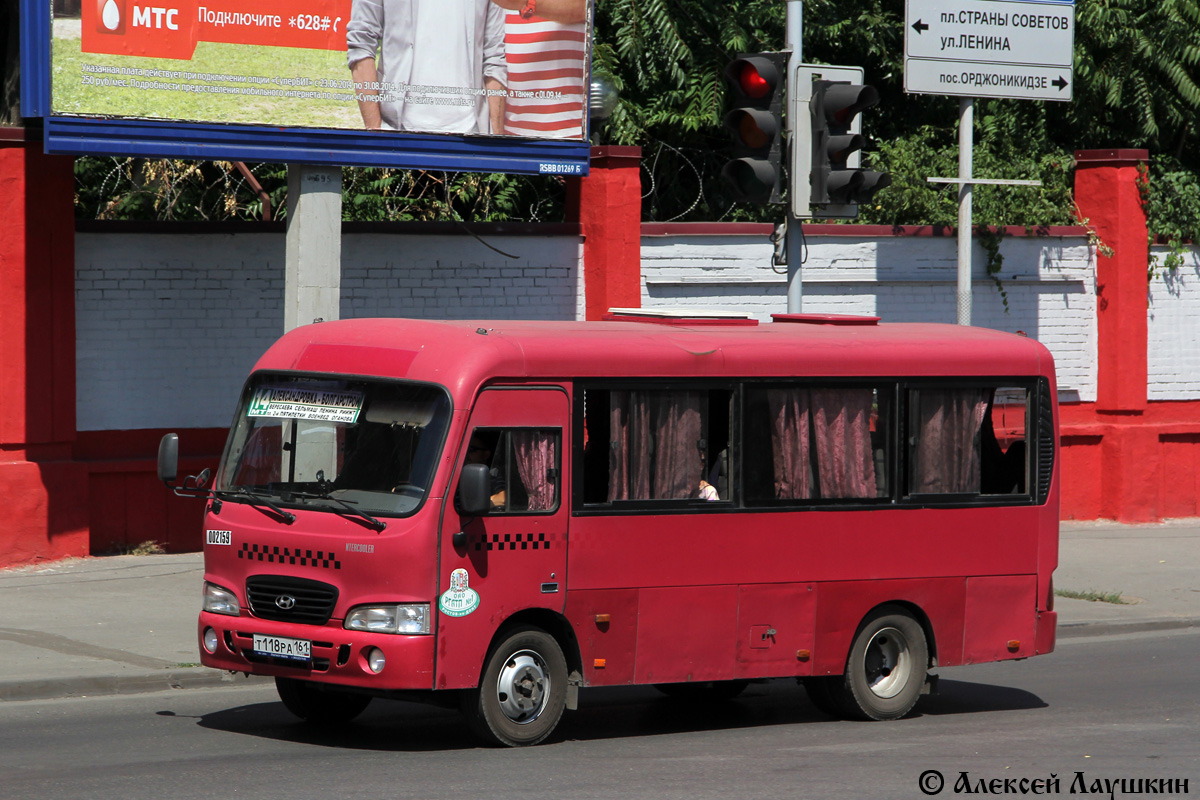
<box><xmin>254</xmin><ymin>317</ymin><xmax>1054</xmax><ymax>404</ymax></box>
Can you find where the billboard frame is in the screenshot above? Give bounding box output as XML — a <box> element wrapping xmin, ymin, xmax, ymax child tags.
<box><xmin>19</xmin><ymin>0</ymin><xmax>591</xmax><ymax>176</ymax></box>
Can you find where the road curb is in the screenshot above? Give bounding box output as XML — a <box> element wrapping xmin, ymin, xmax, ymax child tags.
<box><xmin>1056</xmin><ymin>617</ymin><xmax>1200</xmax><ymax>639</ymax></box>
<box><xmin>0</xmin><ymin>669</ymin><xmax>270</xmax><ymax>703</ymax></box>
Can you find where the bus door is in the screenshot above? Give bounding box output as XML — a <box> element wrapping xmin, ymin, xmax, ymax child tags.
<box><xmin>435</xmin><ymin>387</ymin><xmax>570</xmax><ymax>690</ymax></box>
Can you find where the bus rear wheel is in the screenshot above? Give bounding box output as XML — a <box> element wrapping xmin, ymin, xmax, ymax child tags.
<box><xmin>839</xmin><ymin>605</ymin><xmax>928</xmax><ymax>721</ymax></box>
<box><xmin>462</xmin><ymin>626</ymin><xmax>568</xmax><ymax>747</ymax></box>
<box><xmin>275</xmin><ymin>677</ymin><xmax>372</xmax><ymax>724</ymax></box>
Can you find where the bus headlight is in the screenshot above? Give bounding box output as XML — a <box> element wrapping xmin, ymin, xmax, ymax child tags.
<box><xmin>344</xmin><ymin>604</ymin><xmax>430</xmax><ymax>635</ymax></box>
<box><xmin>203</xmin><ymin>582</ymin><xmax>240</xmax><ymax>616</ymax></box>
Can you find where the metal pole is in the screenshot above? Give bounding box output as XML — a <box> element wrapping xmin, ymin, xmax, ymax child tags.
<box><xmin>785</xmin><ymin>0</ymin><xmax>803</xmax><ymax>313</ymax></box>
<box><xmin>956</xmin><ymin>97</ymin><xmax>973</xmax><ymax>326</ymax></box>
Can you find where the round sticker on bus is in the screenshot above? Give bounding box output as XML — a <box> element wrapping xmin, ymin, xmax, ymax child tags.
<box><xmin>439</xmin><ymin>568</ymin><xmax>480</xmax><ymax>617</ymax></box>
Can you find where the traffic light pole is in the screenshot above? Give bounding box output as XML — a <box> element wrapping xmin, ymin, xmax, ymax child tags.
<box><xmin>785</xmin><ymin>0</ymin><xmax>804</xmax><ymax>313</ymax></box>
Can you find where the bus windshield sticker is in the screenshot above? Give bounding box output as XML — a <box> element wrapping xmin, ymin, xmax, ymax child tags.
<box><xmin>247</xmin><ymin>386</ymin><xmax>364</xmax><ymax>423</ymax></box>
<box><xmin>439</xmin><ymin>568</ymin><xmax>481</xmax><ymax>618</ymax></box>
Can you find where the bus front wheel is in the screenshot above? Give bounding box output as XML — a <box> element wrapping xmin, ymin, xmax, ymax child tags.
<box><xmin>275</xmin><ymin>677</ymin><xmax>372</xmax><ymax>724</ymax></box>
<box><xmin>840</xmin><ymin>605</ymin><xmax>928</xmax><ymax>720</ymax></box>
<box><xmin>463</xmin><ymin>626</ymin><xmax>568</xmax><ymax>747</ymax></box>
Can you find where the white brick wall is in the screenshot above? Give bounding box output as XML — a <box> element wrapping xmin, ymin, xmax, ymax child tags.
<box><xmin>76</xmin><ymin>231</ymin><xmax>584</xmax><ymax>430</ymax></box>
<box><xmin>1148</xmin><ymin>245</ymin><xmax>1200</xmax><ymax>400</ymax></box>
<box><xmin>642</xmin><ymin>231</ymin><xmax>1098</xmax><ymax>402</ymax></box>
<box><xmin>74</xmin><ymin>227</ymin><xmax>1197</xmax><ymax>433</ymax></box>
<box><xmin>75</xmin><ymin>233</ymin><xmax>284</xmax><ymax>432</ymax></box>
<box><xmin>342</xmin><ymin>234</ymin><xmax>584</xmax><ymax>320</ymax></box>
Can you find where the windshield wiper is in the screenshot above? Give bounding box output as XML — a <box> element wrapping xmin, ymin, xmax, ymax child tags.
<box><xmin>213</xmin><ymin>488</ymin><xmax>296</xmax><ymax>524</ymax></box>
<box><xmin>284</xmin><ymin>481</ymin><xmax>387</xmax><ymax>531</ymax></box>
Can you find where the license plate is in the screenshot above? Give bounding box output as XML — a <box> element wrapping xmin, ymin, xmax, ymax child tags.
<box><xmin>252</xmin><ymin>634</ymin><xmax>311</xmax><ymax>661</ymax></box>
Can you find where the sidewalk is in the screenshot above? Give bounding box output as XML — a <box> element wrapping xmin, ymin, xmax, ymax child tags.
<box><xmin>0</xmin><ymin>521</ymin><xmax>1196</xmax><ymax>703</ymax></box>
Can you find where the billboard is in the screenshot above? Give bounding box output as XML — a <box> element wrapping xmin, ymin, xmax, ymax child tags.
<box><xmin>23</xmin><ymin>0</ymin><xmax>592</xmax><ymax>174</ymax></box>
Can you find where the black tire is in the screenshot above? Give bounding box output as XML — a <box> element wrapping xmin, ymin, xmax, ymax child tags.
<box><xmin>838</xmin><ymin>605</ymin><xmax>928</xmax><ymax>720</ymax></box>
<box><xmin>653</xmin><ymin>680</ymin><xmax>750</xmax><ymax>701</ymax></box>
<box><xmin>275</xmin><ymin>677</ymin><xmax>372</xmax><ymax>724</ymax></box>
<box><xmin>462</xmin><ymin>626</ymin><xmax>568</xmax><ymax>747</ymax></box>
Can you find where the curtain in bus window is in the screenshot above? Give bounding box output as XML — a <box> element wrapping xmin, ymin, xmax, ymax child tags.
<box><xmin>911</xmin><ymin>389</ymin><xmax>990</xmax><ymax>493</ymax></box>
<box><xmin>608</xmin><ymin>390</ymin><xmax>647</xmax><ymax>501</ymax></box>
<box><xmin>236</xmin><ymin>424</ymin><xmax>281</xmax><ymax>485</ymax></box>
<box><xmin>608</xmin><ymin>391</ymin><xmax>703</xmax><ymax>501</ymax></box>
<box><xmin>651</xmin><ymin>391</ymin><xmax>703</xmax><ymax>499</ymax></box>
<box><xmin>811</xmin><ymin>389</ymin><xmax>877</xmax><ymax>498</ymax></box>
<box><xmin>512</xmin><ymin>431</ymin><xmax>557</xmax><ymax>511</ymax></box>
<box><xmin>767</xmin><ymin>389</ymin><xmax>813</xmax><ymax>499</ymax></box>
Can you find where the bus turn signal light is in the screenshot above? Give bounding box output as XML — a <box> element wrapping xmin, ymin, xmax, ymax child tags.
<box><xmin>1007</xmin><ymin>640</ymin><xmax>1021</xmax><ymax>652</ymax></box>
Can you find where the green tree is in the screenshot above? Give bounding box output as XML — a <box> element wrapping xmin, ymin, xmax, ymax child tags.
<box><xmin>1066</xmin><ymin>0</ymin><xmax>1200</xmax><ymax>159</ymax></box>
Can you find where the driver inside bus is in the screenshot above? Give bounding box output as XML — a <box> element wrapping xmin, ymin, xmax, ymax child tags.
<box><xmin>466</xmin><ymin>433</ymin><xmax>507</xmax><ymax>509</ymax></box>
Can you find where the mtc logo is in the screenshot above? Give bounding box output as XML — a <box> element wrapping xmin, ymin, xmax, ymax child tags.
<box><xmin>95</xmin><ymin>0</ymin><xmax>125</xmax><ymax>34</ymax></box>
<box><xmin>132</xmin><ymin>6</ymin><xmax>181</xmax><ymax>29</ymax></box>
<box><xmin>95</xmin><ymin>0</ymin><xmax>179</xmax><ymax>32</ymax></box>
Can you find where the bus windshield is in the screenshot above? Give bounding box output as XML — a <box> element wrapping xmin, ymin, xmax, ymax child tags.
<box><xmin>216</xmin><ymin>374</ymin><xmax>452</xmax><ymax>517</ymax></box>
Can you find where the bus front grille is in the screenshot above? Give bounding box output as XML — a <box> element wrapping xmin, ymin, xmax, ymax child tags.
<box><xmin>246</xmin><ymin>575</ymin><xmax>339</xmax><ymax>625</ymax></box>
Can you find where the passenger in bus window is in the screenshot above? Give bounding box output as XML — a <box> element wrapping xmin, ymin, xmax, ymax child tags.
<box><xmin>466</xmin><ymin>433</ymin><xmax>507</xmax><ymax>509</ymax></box>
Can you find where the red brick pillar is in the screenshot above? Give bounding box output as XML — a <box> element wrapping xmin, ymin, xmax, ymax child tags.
<box><xmin>0</xmin><ymin>133</ymin><xmax>88</xmax><ymax>566</ymax></box>
<box><xmin>1073</xmin><ymin>149</ymin><xmax>1152</xmax><ymax>521</ymax></box>
<box><xmin>566</xmin><ymin>146</ymin><xmax>643</xmax><ymax>320</ymax></box>
<box><xmin>1075</xmin><ymin>149</ymin><xmax>1149</xmax><ymax>412</ymax></box>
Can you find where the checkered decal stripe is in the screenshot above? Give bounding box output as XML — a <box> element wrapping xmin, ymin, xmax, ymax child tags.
<box><xmin>474</xmin><ymin>532</ymin><xmax>559</xmax><ymax>552</ymax></box>
<box><xmin>238</xmin><ymin>543</ymin><xmax>342</xmax><ymax>570</ymax></box>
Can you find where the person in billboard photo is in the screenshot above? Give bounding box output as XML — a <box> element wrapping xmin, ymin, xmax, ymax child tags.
<box><xmin>493</xmin><ymin>0</ymin><xmax>588</xmax><ymax>139</ymax></box>
<box><xmin>347</xmin><ymin>0</ymin><xmax>508</xmax><ymax>134</ymax></box>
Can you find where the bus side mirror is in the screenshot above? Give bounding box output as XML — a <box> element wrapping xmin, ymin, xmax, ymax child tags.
<box><xmin>457</xmin><ymin>463</ymin><xmax>491</xmax><ymax>516</ymax></box>
<box><xmin>157</xmin><ymin>433</ymin><xmax>179</xmax><ymax>485</ymax></box>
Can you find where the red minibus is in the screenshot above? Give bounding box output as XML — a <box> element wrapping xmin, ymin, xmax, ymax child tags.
<box><xmin>159</xmin><ymin>310</ymin><xmax>1058</xmax><ymax>746</ymax></box>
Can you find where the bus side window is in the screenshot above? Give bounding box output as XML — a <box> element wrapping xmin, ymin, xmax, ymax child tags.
<box><xmin>907</xmin><ymin>386</ymin><xmax>1030</xmax><ymax>496</ymax></box>
<box><xmin>467</xmin><ymin>428</ymin><xmax>561</xmax><ymax>514</ymax></box>
<box><xmin>581</xmin><ymin>387</ymin><xmax>733</xmax><ymax>506</ymax></box>
<box><xmin>744</xmin><ymin>385</ymin><xmax>888</xmax><ymax>505</ymax></box>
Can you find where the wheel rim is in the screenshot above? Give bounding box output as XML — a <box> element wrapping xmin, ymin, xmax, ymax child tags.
<box><xmin>494</xmin><ymin>649</ymin><xmax>550</xmax><ymax>725</ymax></box>
<box><xmin>863</xmin><ymin>626</ymin><xmax>911</xmax><ymax>699</ymax></box>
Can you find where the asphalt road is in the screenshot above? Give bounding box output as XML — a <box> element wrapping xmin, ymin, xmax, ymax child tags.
<box><xmin>1</xmin><ymin>629</ymin><xmax>1196</xmax><ymax>800</ymax></box>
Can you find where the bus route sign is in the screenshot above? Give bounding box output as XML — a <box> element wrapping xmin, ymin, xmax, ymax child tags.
<box><xmin>903</xmin><ymin>0</ymin><xmax>1075</xmax><ymax>101</ymax></box>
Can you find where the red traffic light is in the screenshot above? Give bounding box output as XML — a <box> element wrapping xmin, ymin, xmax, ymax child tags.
<box><xmin>722</xmin><ymin>52</ymin><xmax>787</xmax><ymax>205</ymax></box>
<box><xmin>723</xmin><ymin>55</ymin><xmax>782</xmax><ymax>105</ymax></box>
<box><xmin>738</xmin><ymin>63</ymin><xmax>771</xmax><ymax>99</ymax></box>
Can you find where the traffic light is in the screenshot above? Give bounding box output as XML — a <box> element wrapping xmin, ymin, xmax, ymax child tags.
<box><xmin>721</xmin><ymin>52</ymin><xmax>787</xmax><ymax>204</ymax></box>
<box><xmin>810</xmin><ymin>79</ymin><xmax>891</xmax><ymax>208</ymax></box>
<box><xmin>791</xmin><ymin>65</ymin><xmax>891</xmax><ymax>219</ymax></box>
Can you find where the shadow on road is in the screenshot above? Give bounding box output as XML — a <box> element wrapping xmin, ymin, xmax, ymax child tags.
<box><xmin>172</xmin><ymin>676</ymin><xmax>1046</xmax><ymax>751</ymax></box>
<box><xmin>917</xmin><ymin>678</ymin><xmax>1048</xmax><ymax>716</ymax></box>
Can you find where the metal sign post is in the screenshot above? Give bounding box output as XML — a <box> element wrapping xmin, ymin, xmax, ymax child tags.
<box><xmin>904</xmin><ymin>0</ymin><xmax>1074</xmax><ymax>324</ymax></box>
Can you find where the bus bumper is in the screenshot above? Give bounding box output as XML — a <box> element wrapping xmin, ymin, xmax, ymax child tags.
<box><xmin>1034</xmin><ymin>610</ymin><xmax>1057</xmax><ymax>655</ymax></box>
<box><xmin>196</xmin><ymin>612</ymin><xmax>435</xmax><ymax>691</ymax></box>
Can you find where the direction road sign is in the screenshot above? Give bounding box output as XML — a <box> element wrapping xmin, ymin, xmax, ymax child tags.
<box><xmin>904</xmin><ymin>0</ymin><xmax>1075</xmax><ymax>101</ymax></box>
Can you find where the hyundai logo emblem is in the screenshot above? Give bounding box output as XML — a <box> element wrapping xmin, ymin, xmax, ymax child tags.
<box><xmin>275</xmin><ymin>594</ymin><xmax>296</xmax><ymax>610</ymax></box>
